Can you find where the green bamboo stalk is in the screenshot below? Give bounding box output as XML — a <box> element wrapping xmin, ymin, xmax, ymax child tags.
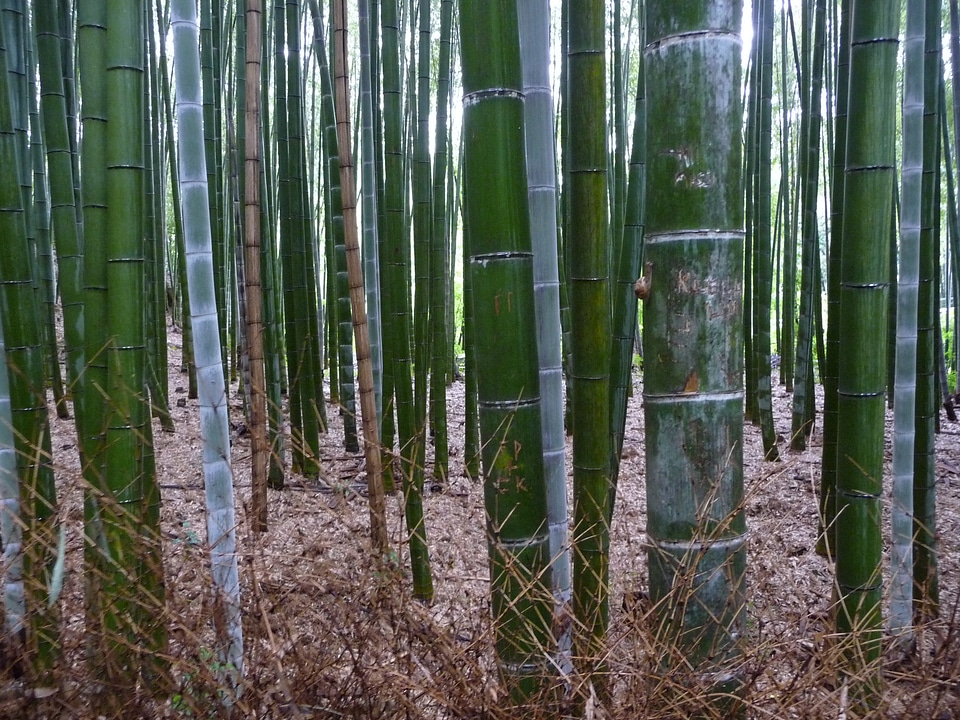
<box><xmin>307</xmin><ymin>0</ymin><xmax>357</xmax><ymax>453</ymax></box>
<box><xmin>144</xmin><ymin>10</ymin><xmax>173</xmax><ymax>433</ymax></box>
<box><xmin>78</xmin><ymin>0</ymin><xmax>111</xmax><ymax>685</ymax></box>
<box><xmin>754</xmin><ymin>0</ymin><xmax>779</xmax><ymax>460</ymax></box>
<box><xmin>951</xmin><ymin>1</ymin><xmax>960</xmax><ymax>261</ymax></box>
<box><xmin>459</xmin><ymin>0</ymin><xmax>555</xmax><ymax>704</ymax></box>
<box><xmin>258</xmin><ymin>5</ymin><xmax>285</xmax><ymax>487</ymax></box>
<box><xmin>643</xmin><ymin>1</ymin><xmax>747</xmax><ymax>711</ymax></box>
<box><xmin>460</xmin><ymin>135</ymin><xmax>480</xmax><ymax>483</ymax></box>
<box><xmin>610</xmin><ymin>5</ymin><xmax>646</xmax><ymax>490</ymax></box>
<box><xmin>429</xmin><ymin>0</ymin><xmax>453</xmax><ymax>483</ymax></box>
<box><xmin>371</xmin><ymin>0</ymin><xmax>396</xmax><ymax>491</ymax></box>
<box><xmin>102</xmin><ymin>0</ymin><xmax>149</xmax><ymax>695</ymax></box>
<box><xmin>274</xmin><ymin>0</ymin><xmax>304</xmax><ymax>474</ymax></box>
<box><xmin>57</xmin><ymin>0</ymin><xmax>80</xmax><ymax>227</ymax></box>
<box><xmin>445</xmin><ymin>142</ymin><xmax>459</xmax><ymax>386</ymax></box>
<box><xmin>462</xmin><ymin>217</ymin><xmax>480</xmax><ymax>483</ymax></box>
<box><xmin>743</xmin><ymin>27</ymin><xmax>756</xmax><ymax>426</ymax></box>
<box><xmin>280</xmin><ymin>0</ymin><xmax>324</xmax><ymax>477</ymax></box>
<box><xmin>0</xmin><ymin>20</ymin><xmax>58</xmax><ymax>684</ymax></box>
<box><xmin>568</xmin><ymin>0</ymin><xmax>611</xmax><ymax>690</ymax></box>
<box><xmin>412</xmin><ymin>0</ymin><xmax>431</xmax><ymax>478</ymax></box>
<box><xmin>34</xmin><ymin>2</ymin><xmax>84</xmax><ymax>422</ymax></box>
<box><xmin>141</xmin><ymin>40</ymin><xmax>169</xmax><ymax>672</ymax></box>
<box><xmin>296</xmin><ymin>0</ymin><xmax>327</xmax><ymax>437</ymax></box>
<box><xmin>200</xmin><ymin>0</ymin><xmax>229</xmax><ymax>384</ymax></box>
<box><xmin>154</xmin><ymin>0</ymin><xmax>196</xmax><ymax>399</ymax></box>
<box><xmin>230</xmin><ymin>7</ymin><xmax>248</xmax><ymax>405</ymax></box>
<box><xmin>29</xmin><ymin>40</ymin><xmax>68</xmax><ymax>421</ymax></box>
<box><xmin>383</xmin><ymin>0</ymin><xmax>432</xmax><ymax>598</ymax></box>
<box><xmin>323</xmin><ymin>138</ymin><xmax>340</xmax><ymax>407</ymax></box>
<box><xmin>834</xmin><ymin>0</ymin><xmax>898</xmax><ymax>705</ymax></box>
<box><xmin>1</xmin><ymin>0</ymin><xmax>33</xmax><ymax>271</ymax></box>
<box><xmin>791</xmin><ymin>0</ymin><xmax>826</xmax><ymax>451</ymax></box>
<box><xmin>140</xmin><ymin>29</ymin><xmax>168</xmax><ymax>664</ymax></box>
<box><xmin>235</xmin><ymin>4</ymin><xmax>247</xmax><ymax>285</ymax></box>
<box><xmin>818</xmin><ymin>0</ymin><xmax>849</xmax><ymax>559</ymax></box>
<box><xmin>610</xmin><ymin>0</ymin><xmax>626</xmax><ymax>260</ymax></box>
<box><xmin>942</xmin><ymin>84</ymin><xmax>960</xmax><ymax>408</ymax></box>
<box><xmin>778</xmin><ymin>1</ymin><xmax>793</xmax><ymax>389</ymax></box>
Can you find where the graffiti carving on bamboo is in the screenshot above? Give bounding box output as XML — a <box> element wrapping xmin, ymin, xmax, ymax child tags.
<box><xmin>672</xmin><ymin>268</ymin><xmax>740</xmax><ymax>324</ymax></box>
<box><xmin>661</xmin><ymin>145</ymin><xmax>716</xmax><ymax>188</ymax></box>
<box><xmin>493</xmin><ymin>290</ymin><xmax>513</xmax><ymax>316</ymax></box>
<box><xmin>493</xmin><ymin>438</ymin><xmax>527</xmax><ymax>494</ymax></box>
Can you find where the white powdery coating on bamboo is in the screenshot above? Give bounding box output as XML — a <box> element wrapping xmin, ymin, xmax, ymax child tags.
<box><xmin>0</xmin><ymin>319</ymin><xmax>24</xmax><ymax>637</ymax></box>
<box><xmin>171</xmin><ymin>0</ymin><xmax>244</xmax><ymax>689</ymax></box>
<box><xmin>890</xmin><ymin>0</ymin><xmax>925</xmax><ymax>640</ymax></box>
<box><xmin>518</xmin><ymin>0</ymin><xmax>571</xmax><ymax>663</ymax></box>
<box><xmin>357</xmin><ymin>0</ymin><xmax>383</xmax><ymax>425</ymax></box>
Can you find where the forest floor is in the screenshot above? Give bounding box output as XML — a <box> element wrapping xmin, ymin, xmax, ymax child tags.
<box><xmin>6</xmin><ymin>321</ymin><xmax>960</xmax><ymax>718</ymax></box>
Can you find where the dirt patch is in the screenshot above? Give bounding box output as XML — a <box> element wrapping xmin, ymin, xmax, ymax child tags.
<box><xmin>4</xmin><ymin>324</ymin><xmax>960</xmax><ymax>718</ymax></box>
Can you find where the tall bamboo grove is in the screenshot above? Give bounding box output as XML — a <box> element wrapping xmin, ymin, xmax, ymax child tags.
<box><xmin>642</xmin><ymin>0</ymin><xmax>747</xmax><ymax>709</ymax></box>
<box><xmin>459</xmin><ymin>0</ymin><xmax>555</xmax><ymax>706</ymax></box>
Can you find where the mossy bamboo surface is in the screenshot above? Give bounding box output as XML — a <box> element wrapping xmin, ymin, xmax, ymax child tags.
<box><xmin>643</xmin><ymin>1</ymin><xmax>747</xmax><ymax>707</ymax></box>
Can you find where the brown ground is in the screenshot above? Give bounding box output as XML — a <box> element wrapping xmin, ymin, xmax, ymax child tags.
<box><xmin>6</xmin><ymin>322</ymin><xmax>960</xmax><ymax>718</ymax></box>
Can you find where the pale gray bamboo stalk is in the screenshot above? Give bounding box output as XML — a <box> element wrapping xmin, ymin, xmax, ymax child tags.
<box><xmin>890</xmin><ymin>0</ymin><xmax>924</xmax><ymax>644</ymax></box>
<box><xmin>358</xmin><ymin>0</ymin><xmax>383</xmax><ymax>428</ymax></box>
<box><xmin>0</xmin><ymin>314</ymin><xmax>23</xmax><ymax>645</ymax></box>
<box><xmin>518</xmin><ymin>0</ymin><xmax>571</xmax><ymax>673</ymax></box>
<box><xmin>171</xmin><ymin>0</ymin><xmax>244</xmax><ymax>690</ymax></box>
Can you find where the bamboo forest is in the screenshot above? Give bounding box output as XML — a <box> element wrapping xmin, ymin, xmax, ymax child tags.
<box><xmin>5</xmin><ymin>0</ymin><xmax>960</xmax><ymax>717</ymax></box>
